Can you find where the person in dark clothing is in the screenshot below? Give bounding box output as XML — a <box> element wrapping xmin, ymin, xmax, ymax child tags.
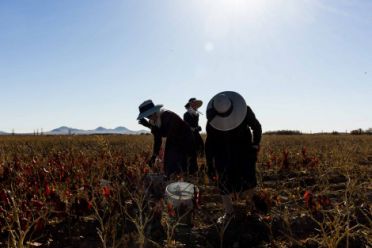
<box><xmin>137</xmin><ymin>100</ymin><xmax>198</xmax><ymax>177</ymax></box>
<box><xmin>205</xmin><ymin>91</ymin><xmax>262</xmax><ymax>223</ymax></box>
<box><xmin>183</xmin><ymin>98</ymin><xmax>204</xmax><ymax>157</ymax></box>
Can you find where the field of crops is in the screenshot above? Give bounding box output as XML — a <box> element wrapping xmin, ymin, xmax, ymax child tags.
<box><xmin>0</xmin><ymin>134</ymin><xmax>371</xmax><ymax>248</ymax></box>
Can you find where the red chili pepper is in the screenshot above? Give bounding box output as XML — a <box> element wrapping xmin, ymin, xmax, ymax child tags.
<box><xmin>167</xmin><ymin>202</ymin><xmax>176</xmax><ymax>217</ymax></box>
<box><xmin>102</xmin><ymin>186</ymin><xmax>111</xmax><ymax>199</ymax></box>
<box><xmin>304</xmin><ymin>190</ymin><xmax>316</xmax><ymax>210</ymax></box>
<box><xmin>143</xmin><ymin>167</ymin><xmax>150</xmax><ymax>174</ymax></box>
<box><xmin>45</xmin><ymin>184</ymin><xmax>51</xmax><ymax>196</ymax></box>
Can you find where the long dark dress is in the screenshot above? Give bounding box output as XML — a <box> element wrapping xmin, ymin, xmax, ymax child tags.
<box><xmin>205</xmin><ymin>106</ymin><xmax>262</xmax><ymax>194</ymax></box>
<box><xmin>183</xmin><ymin>110</ymin><xmax>204</xmax><ymax>156</ymax></box>
<box><xmin>151</xmin><ymin>110</ymin><xmax>197</xmax><ymax>176</ymax></box>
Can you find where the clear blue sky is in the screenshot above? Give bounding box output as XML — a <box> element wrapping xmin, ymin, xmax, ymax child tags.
<box><xmin>1</xmin><ymin>0</ymin><xmax>371</xmax><ymax>133</ymax></box>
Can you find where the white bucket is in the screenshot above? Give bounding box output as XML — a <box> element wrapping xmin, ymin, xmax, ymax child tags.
<box><xmin>165</xmin><ymin>182</ymin><xmax>196</xmax><ymax>209</ymax></box>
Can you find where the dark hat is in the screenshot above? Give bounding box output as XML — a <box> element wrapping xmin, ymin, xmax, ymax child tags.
<box><xmin>137</xmin><ymin>100</ymin><xmax>163</xmax><ymax>120</ymax></box>
<box><xmin>185</xmin><ymin>98</ymin><xmax>203</xmax><ymax>109</ymax></box>
<box><xmin>206</xmin><ymin>91</ymin><xmax>247</xmax><ymax>131</ymax></box>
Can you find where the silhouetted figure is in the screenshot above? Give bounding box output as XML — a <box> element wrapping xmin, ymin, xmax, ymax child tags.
<box><xmin>205</xmin><ymin>91</ymin><xmax>262</xmax><ymax>223</ymax></box>
<box><xmin>183</xmin><ymin>98</ymin><xmax>204</xmax><ymax>157</ymax></box>
<box><xmin>137</xmin><ymin>100</ymin><xmax>197</xmax><ymax>177</ymax></box>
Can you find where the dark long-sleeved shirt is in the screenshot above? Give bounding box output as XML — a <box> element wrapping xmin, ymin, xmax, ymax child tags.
<box><xmin>151</xmin><ymin>110</ymin><xmax>194</xmax><ymax>156</ymax></box>
<box><xmin>205</xmin><ymin>106</ymin><xmax>262</xmax><ymax>190</ymax></box>
<box><xmin>183</xmin><ymin>109</ymin><xmax>201</xmax><ymax>132</ymax></box>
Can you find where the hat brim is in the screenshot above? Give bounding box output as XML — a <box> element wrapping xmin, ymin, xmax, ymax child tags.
<box><xmin>207</xmin><ymin>92</ymin><xmax>247</xmax><ymax>131</ymax></box>
<box><xmin>137</xmin><ymin>105</ymin><xmax>163</xmax><ymax>120</ymax></box>
<box><xmin>185</xmin><ymin>100</ymin><xmax>203</xmax><ymax>109</ymax></box>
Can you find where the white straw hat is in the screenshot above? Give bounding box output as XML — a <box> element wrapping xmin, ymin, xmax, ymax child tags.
<box><xmin>206</xmin><ymin>91</ymin><xmax>247</xmax><ymax>131</ymax></box>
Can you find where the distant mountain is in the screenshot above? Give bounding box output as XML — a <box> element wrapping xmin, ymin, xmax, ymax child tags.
<box><xmin>50</xmin><ymin>126</ymin><xmax>84</xmax><ymax>134</ymax></box>
<box><xmin>0</xmin><ymin>131</ymin><xmax>8</xmax><ymax>135</ymax></box>
<box><xmin>114</xmin><ymin>126</ymin><xmax>131</xmax><ymax>132</ymax></box>
<box><xmin>47</xmin><ymin>126</ymin><xmax>149</xmax><ymax>135</ymax></box>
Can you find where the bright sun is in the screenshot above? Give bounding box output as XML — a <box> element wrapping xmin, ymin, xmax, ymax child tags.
<box><xmin>217</xmin><ymin>0</ymin><xmax>266</xmax><ymax>15</ymax></box>
<box><xmin>197</xmin><ymin>0</ymin><xmax>268</xmax><ymax>38</ymax></box>
<box><xmin>203</xmin><ymin>0</ymin><xmax>267</xmax><ymax>19</ymax></box>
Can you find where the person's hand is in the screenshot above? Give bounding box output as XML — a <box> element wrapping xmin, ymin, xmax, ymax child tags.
<box><xmin>148</xmin><ymin>155</ymin><xmax>157</xmax><ymax>167</ymax></box>
<box><xmin>252</xmin><ymin>145</ymin><xmax>260</xmax><ymax>154</ymax></box>
<box><xmin>138</xmin><ymin>118</ymin><xmax>151</xmax><ymax>128</ymax></box>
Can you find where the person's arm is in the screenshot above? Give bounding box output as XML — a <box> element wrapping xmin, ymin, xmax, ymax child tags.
<box><xmin>152</xmin><ymin>127</ymin><xmax>162</xmax><ymax>156</ymax></box>
<box><xmin>246</xmin><ymin>106</ymin><xmax>262</xmax><ymax>147</ymax></box>
<box><xmin>138</xmin><ymin>118</ymin><xmax>152</xmax><ymax>129</ymax></box>
<box><xmin>149</xmin><ymin>127</ymin><xmax>162</xmax><ymax>166</ymax></box>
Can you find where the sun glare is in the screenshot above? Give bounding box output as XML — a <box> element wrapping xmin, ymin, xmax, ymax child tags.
<box><xmin>197</xmin><ymin>0</ymin><xmax>268</xmax><ymax>38</ymax></box>
<box><xmin>218</xmin><ymin>0</ymin><xmax>266</xmax><ymax>15</ymax></box>
<box><xmin>203</xmin><ymin>0</ymin><xmax>267</xmax><ymax>19</ymax></box>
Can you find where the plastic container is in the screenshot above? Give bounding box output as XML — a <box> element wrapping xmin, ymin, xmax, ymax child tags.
<box><xmin>165</xmin><ymin>182</ymin><xmax>197</xmax><ymax>209</ymax></box>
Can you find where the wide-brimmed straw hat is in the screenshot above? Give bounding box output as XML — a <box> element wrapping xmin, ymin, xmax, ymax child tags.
<box><xmin>137</xmin><ymin>100</ymin><xmax>163</xmax><ymax>120</ymax></box>
<box><xmin>185</xmin><ymin>98</ymin><xmax>203</xmax><ymax>109</ymax></box>
<box><xmin>206</xmin><ymin>91</ymin><xmax>247</xmax><ymax>131</ymax></box>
